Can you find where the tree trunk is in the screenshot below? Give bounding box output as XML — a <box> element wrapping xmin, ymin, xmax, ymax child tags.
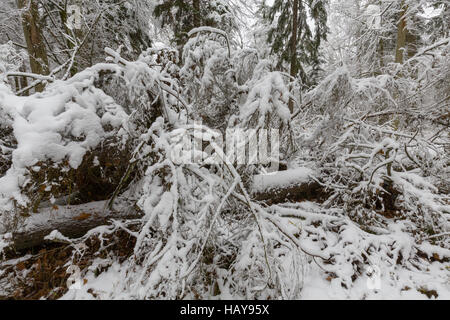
<box><xmin>252</xmin><ymin>180</ymin><xmax>323</xmax><ymax>205</ymax></box>
<box><xmin>395</xmin><ymin>2</ymin><xmax>408</xmax><ymax>64</ymax></box>
<box><xmin>193</xmin><ymin>0</ymin><xmax>201</xmax><ymax>28</ymax></box>
<box><xmin>288</xmin><ymin>0</ymin><xmax>299</xmax><ymax>113</ymax></box>
<box><xmin>8</xmin><ymin>168</ymin><xmax>325</xmax><ymax>250</ymax></box>
<box><xmin>16</xmin><ymin>0</ymin><xmax>49</xmax><ymax>92</ymax></box>
<box><xmin>59</xmin><ymin>6</ymin><xmax>78</xmax><ymax>76</ymax></box>
<box><xmin>406</xmin><ymin>31</ymin><xmax>417</xmax><ymax>59</ymax></box>
<box><xmin>378</xmin><ymin>0</ymin><xmax>384</xmax><ymax>71</ymax></box>
<box><xmin>19</xmin><ymin>65</ymin><xmax>29</xmax><ymax>95</ymax></box>
<box><xmin>250</xmin><ymin>169</ymin><xmax>325</xmax><ymax>205</ymax></box>
<box><xmin>10</xmin><ymin>201</ymin><xmax>142</xmax><ymax>251</ymax></box>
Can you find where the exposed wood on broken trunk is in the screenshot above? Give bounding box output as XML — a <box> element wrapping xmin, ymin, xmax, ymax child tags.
<box><xmin>250</xmin><ymin>169</ymin><xmax>325</xmax><ymax>205</ymax></box>
<box><xmin>11</xmin><ymin>201</ymin><xmax>141</xmax><ymax>251</ymax></box>
<box><xmin>9</xmin><ymin>169</ymin><xmax>325</xmax><ymax>250</ymax></box>
<box><xmin>251</xmin><ymin>180</ymin><xmax>323</xmax><ymax>205</ymax></box>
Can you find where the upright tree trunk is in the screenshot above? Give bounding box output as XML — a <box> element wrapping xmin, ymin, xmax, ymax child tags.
<box><xmin>288</xmin><ymin>0</ymin><xmax>299</xmax><ymax>114</ymax></box>
<box><xmin>59</xmin><ymin>6</ymin><xmax>78</xmax><ymax>76</ymax></box>
<box><xmin>19</xmin><ymin>65</ymin><xmax>29</xmax><ymax>95</ymax></box>
<box><xmin>406</xmin><ymin>31</ymin><xmax>417</xmax><ymax>59</ymax></box>
<box><xmin>17</xmin><ymin>0</ymin><xmax>49</xmax><ymax>92</ymax></box>
<box><xmin>379</xmin><ymin>38</ymin><xmax>384</xmax><ymax>69</ymax></box>
<box><xmin>395</xmin><ymin>2</ymin><xmax>408</xmax><ymax>64</ymax></box>
<box><xmin>193</xmin><ymin>0</ymin><xmax>201</xmax><ymax>28</ymax></box>
<box><xmin>378</xmin><ymin>0</ymin><xmax>384</xmax><ymax>71</ymax></box>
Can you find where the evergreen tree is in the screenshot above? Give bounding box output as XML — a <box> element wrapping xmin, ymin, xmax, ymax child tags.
<box><xmin>262</xmin><ymin>0</ymin><xmax>329</xmax><ymax>89</ymax></box>
<box><xmin>153</xmin><ymin>0</ymin><xmax>237</xmax><ymax>50</ymax></box>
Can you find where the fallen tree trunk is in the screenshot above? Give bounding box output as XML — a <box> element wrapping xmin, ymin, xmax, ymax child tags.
<box><xmin>10</xmin><ymin>201</ymin><xmax>141</xmax><ymax>251</ymax></box>
<box><xmin>250</xmin><ymin>168</ymin><xmax>325</xmax><ymax>205</ymax></box>
<box><xmin>7</xmin><ymin>168</ymin><xmax>323</xmax><ymax>251</ymax></box>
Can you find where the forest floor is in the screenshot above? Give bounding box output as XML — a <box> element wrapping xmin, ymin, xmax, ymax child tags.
<box><xmin>1</xmin><ymin>200</ymin><xmax>448</xmax><ymax>300</ymax></box>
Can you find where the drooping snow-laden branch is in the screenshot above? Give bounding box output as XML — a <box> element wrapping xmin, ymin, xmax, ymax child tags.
<box><xmin>188</xmin><ymin>27</ymin><xmax>231</xmax><ymax>59</ymax></box>
<box><xmin>105</xmin><ymin>47</ymin><xmax>189</xmax><ymax>118</ymax></box>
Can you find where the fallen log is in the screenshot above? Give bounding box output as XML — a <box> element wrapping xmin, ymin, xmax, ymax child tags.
<box><xmin>10</xmin><ymin>201</ymin><xmax>141</xmax><ymax>251</ymax></box>
<box><xmin>5</xmin><ymin>168</ymin><xmax>323</xmax><ymax>251</ymax></box>
<box><xmin>251</xmin><ymin>167</ymin><xmax>324</xmax><ymax>204</ymax></box>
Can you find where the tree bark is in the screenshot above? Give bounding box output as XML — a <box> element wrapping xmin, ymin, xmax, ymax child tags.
<box><xmin>11</xmin><ymin>201</ymin><xmax>142</xmax><ymax>251</ymax></box>
<box><xmin>395</xmin><ymin>2</ymin><xmax>408</xmax><ymax>64</ymax></box>
<box><xmin>252</xmin><ymin>180</ymin><xmax>323</xmax><ymax>205</ymax></box>
<box><xmin>378</xmin><ymin>0</ymin><xmax>384</xmax><ymax>71</ymax></box>
<box><xmin>406</xmin><ymin>30</ymin><xmax>417</xmax><ymax>59</ymax></box>
<box><xmin>16</xmin><ymin>0</ymin><xmax>49</xmax><ymax>92</ymax></box>
<box><xmin>59</xmin><ymin>6</ymin><xmax>78</xmax><ymax>76</ymax></box>
<box><xmin>8</xmin><ymin>169</ymin><xmax>325</xmax><ymax>250</ymax></box>
<box><xmin>250</xmin><ymin>169</ymin><xmax>325</xmax><ymax>205</ymax></box>
<box><xmin>193</xmin><ymin>0</ymin><xmax>201</xmax><ymax>28</ymax></box>
<box><xmin>288</xmin><ymin>0</ymin><xmax>299</xmax><ymax>113</ymax></box>
<box><xmin>18</xmin><ymin>65</ymin><xmax>29</xmax><ymax>94</ymax></box>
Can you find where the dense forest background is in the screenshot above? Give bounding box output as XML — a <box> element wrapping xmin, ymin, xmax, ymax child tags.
<box><xmin>0</xmin><ymin>0</ymin><xmax>449</xmax><ymax>299</ymax></box>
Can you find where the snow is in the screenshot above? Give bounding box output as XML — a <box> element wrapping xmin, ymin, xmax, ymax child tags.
<box><xmin>60</xmin><ymin>261</ymin><xmax>127</xmax><ymax>300</ymax></box>
<box><xmin>0</xmin><ymin>233</ymin><xmax>11</xmax><ymax>254</ymax></box>
<box><xmin>1</xmin><ymin>2</ymin><xmax>449</xmax><ymax>300</ymax></box>
<box><xmin>56</xmin><ymin>242</ymin><xmax>450</xmax><ymax>300</ymax></box>
<box><xmin>44</xmin><ymin>230</ymin><xmax>71</xmax><ymax>243</ymax></box>
<box><xmin>0</xmin><ymin>65</ymin><xmax>129</xmax><ymax>211</ymax></box>
<box><xmin>240</xmin><ymin>71</ymin><xmax>292</xmax><ymax>128</ymax></box>
<box><xmin>15</xmin><ymin>201</ymin><xmax>108</xmax><ymax>235</ymax></box>
<box><xmin>301</xmin><ymin>263</ymin><xmax>450</xmax><ymax>300</ymax></box>
<box><xmin>251</xmin><ymin>167</ymin><xmax>314</xmax><ymax>192</ymax></box>
<box><xmin>188</xmin><ymin>26</ymin><xmax>228</xmax><ymax>39</ymax></box>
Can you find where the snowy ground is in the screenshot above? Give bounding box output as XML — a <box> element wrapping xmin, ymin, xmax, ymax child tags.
<box><xmin>59</xmin><ymin>256</ymin><xmax>449</xmax><ymax>300</ymax></box>
<box><xmin>52</xmin><ymin>201</ymin><xmax>449</xmax><ymax>300</ymax></box>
